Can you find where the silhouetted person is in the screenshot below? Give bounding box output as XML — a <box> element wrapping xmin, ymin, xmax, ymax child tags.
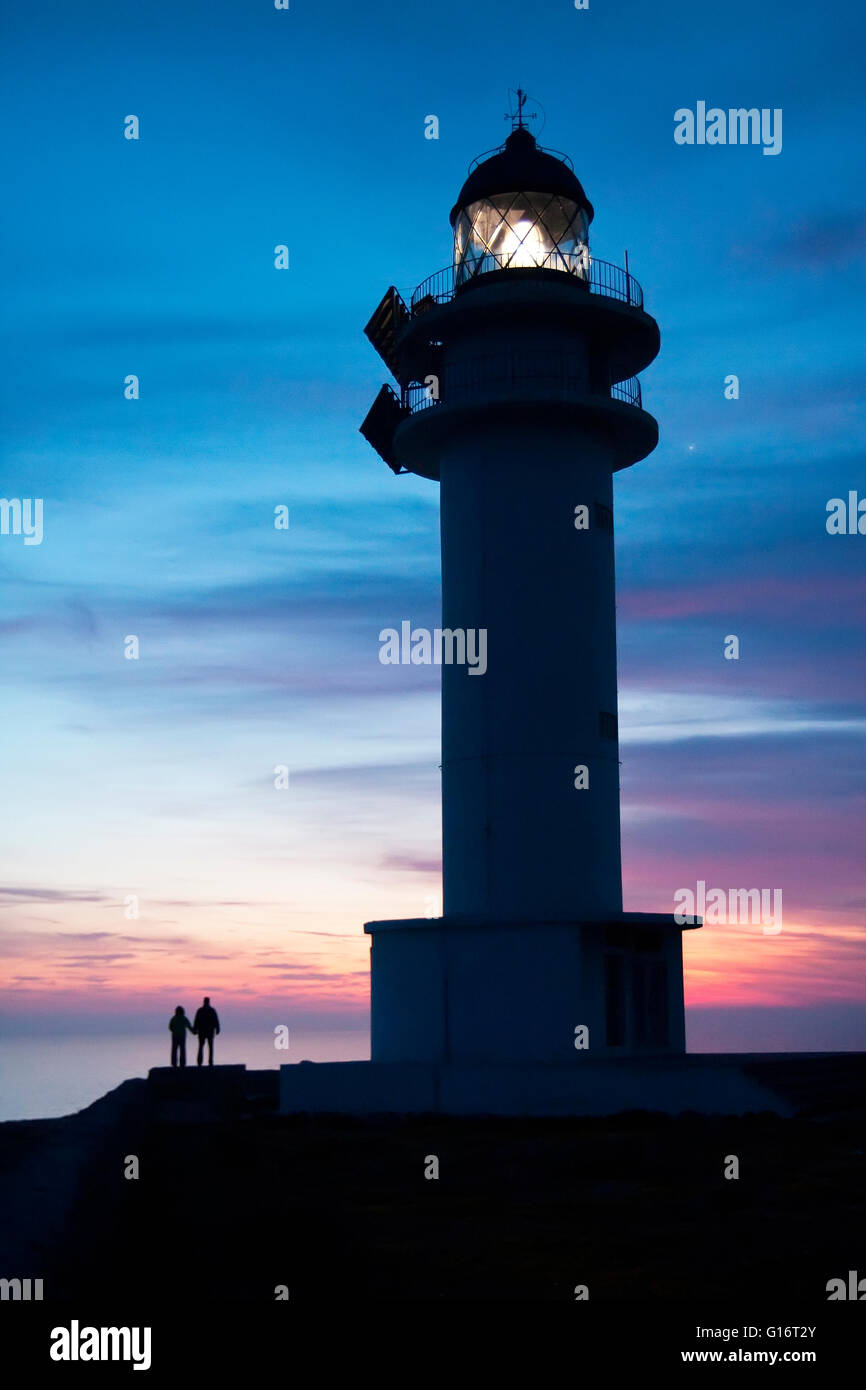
<box><xmin>169</xmin><ymin>1006</ymin><xmax>193</xmax><ymax>1067</ymax></box>
<box><xmin>193</xmin><ymin>996</ymin><xmax>220</xmax><ymax>1066</ymax></box>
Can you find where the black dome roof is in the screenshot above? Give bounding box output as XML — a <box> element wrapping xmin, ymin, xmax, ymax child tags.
<box><xmin>449</xmin><ymin>126</ymin><xmax>594</xmax><ymax>227</ymax></box>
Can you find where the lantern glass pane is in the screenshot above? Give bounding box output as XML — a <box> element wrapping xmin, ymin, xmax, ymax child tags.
<box><xmin>455</xmin><ymin>192</ymin><xmax>589</xmax><ymax>285</ymax></box>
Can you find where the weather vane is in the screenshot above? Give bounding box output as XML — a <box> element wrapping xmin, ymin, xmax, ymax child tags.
<box><xmin>506</xmin><ymin>87</ymin><xmax>538</xmax><ymax>131</ymax></box>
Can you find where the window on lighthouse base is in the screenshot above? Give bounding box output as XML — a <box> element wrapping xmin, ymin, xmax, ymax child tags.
<box><xmin>604</xmin><ymin>944</ymin><xmax>670</xmax><ymax>1050</ymax></box>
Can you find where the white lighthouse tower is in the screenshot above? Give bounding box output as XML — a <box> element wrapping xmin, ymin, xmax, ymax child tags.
<box><xmin>358</xmin><ymin>107</ymin><xmax>697</xmax><ymax>1079</ymax></box>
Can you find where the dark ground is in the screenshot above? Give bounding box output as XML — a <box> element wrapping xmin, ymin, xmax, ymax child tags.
<box><xmin>6</xmin><ymin>1068</ymin><xmax>863</xmax><ymax>1302</ymax></box>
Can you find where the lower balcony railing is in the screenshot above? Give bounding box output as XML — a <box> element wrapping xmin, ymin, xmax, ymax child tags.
<box><xmin>610</xmin><ymin>377</ymin><xmax>642</xmax><ymax>408</ymax></box>
<box><xmin>403</xmin><ymin>367</ymin><xmax>642</xmax><ymax>415</ymax></box>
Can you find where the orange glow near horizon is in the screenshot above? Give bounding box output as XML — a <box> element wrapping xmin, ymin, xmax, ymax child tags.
<box><xmin>2</xmin><ymin>899</ymin><xmax>863</xmax><ymax>1021</ymax></box>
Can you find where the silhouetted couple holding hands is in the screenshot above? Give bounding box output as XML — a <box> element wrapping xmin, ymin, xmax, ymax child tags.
<box><xmin>168</xmin><ymin>997</ymin><xmax>220</xmax><ymax>1068</ymax></box>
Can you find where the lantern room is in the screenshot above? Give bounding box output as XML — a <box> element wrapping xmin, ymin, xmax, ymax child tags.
<box><xmin>450</xmin><ymin>125</ymin><xmax>594</xmax><ymax>288</ymax></box>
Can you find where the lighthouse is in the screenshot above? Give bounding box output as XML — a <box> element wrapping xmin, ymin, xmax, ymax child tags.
<box><xmin>357</xmin><ymin>107</ymin><xmax>699</xmax><ymax>1082</ymax></box>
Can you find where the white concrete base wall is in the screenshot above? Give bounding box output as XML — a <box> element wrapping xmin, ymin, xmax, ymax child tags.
<box><xmin>367</xmin><ymin>916</ymin><xmax>687</xmax><ymax>1065</ymax></box>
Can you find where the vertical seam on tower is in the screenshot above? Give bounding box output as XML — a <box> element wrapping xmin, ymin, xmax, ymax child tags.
<box><xmin>482</xmin><ymin>444</ymin><xmax>493</xmax><ymax>915</ymax></box>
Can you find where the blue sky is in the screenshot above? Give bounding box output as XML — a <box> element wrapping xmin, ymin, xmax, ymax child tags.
<box><xmin>1</xmin><ymin>0</ymin><xmax>865</xmax><ymax>1053</ymax></box>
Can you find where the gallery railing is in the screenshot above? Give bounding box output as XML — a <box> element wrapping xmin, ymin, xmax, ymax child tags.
<box><xmin>409</xmin><ymin>255</ymin><xmax>643</xmax><ymax>312</ymax></box>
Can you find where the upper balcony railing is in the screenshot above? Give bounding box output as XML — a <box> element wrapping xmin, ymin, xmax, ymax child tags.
<box><xmin>409</xmin><ymin>254</ymin><xmax>643</xmax><ymax>312</ymax></box>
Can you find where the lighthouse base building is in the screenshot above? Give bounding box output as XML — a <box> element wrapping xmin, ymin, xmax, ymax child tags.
<box><xmin>279</xmin><ymin>118</ymin><xmax>789</xmax><ymax>1117</ymax></box>
<box><xmin>365</xmin><ymin>913</ymin><xmax>686</xmax><ymax>1065</ymax></box>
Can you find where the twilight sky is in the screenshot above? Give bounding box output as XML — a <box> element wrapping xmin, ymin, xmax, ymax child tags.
<box><xmin>1</xmin><ymin>0</ymin><xmax>865</xmax><ymax>1053</ymax></box>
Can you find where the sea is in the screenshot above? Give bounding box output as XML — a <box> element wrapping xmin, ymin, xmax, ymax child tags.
<box><xmin>0</xmin><ymin>1029</ymin><xmax>370</xmax><ymax>1122</ymax></box>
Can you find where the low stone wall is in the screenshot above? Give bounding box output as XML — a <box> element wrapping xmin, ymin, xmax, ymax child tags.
<box><xmin>278</xmin><ymin>1053</ymin><xmax>866</xmax><ymax>1118</ymax></box>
